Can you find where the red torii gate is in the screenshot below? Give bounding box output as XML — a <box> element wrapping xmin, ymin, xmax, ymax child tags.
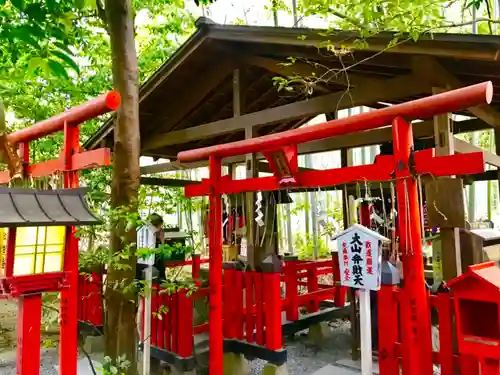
<box><xmin>0</xmin><ymin>92</ymin><xmax>119</xmax><ymax>375</ymax></box>
<box><xmin>178</xmin><ymin>82</ymin><xmax>493</xmax><ymax>375</ymax></box>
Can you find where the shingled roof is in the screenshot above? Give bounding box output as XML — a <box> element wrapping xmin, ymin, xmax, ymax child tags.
<box><xmin>84</xmin><ymin>18</ymin><xmax>500</xmax><ymax>159</ymax></box>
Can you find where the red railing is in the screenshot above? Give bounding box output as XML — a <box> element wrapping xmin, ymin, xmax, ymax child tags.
<box><xmin>378</xmin><ymin>286</ymin><xmax>481</xmax><ymax>375</ymax></box>
<box><xmin>78</xmin><ymin>272</ymin><xmax>103</xmax><ymax>327</ymax></box>
<box><xmin>79</xmin><ymin>254</ymin><xmax>346</xmax><ymax>360</ymax></box>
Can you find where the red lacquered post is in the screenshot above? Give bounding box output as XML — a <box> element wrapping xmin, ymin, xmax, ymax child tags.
<box><xmin>16</xmin><ymin>294</ymin><xmax>42</xmax><ymax>375</ymax></box>
<box><xmin>60</xmin><ymin>121</ymin><xmax>80</xmax><ymax>375</ymax></box>
<box><xmin>254</xmin><ymin>271</ymin><xmax>265</xmax><ymax>345</ymax></box>
<box><xmin>223</xmin><ymin>264</ymin><xmax>235</xmax><ymax>338</ymax></box>
<box><xmin>234</xmin><ymin>267</ymin><xmax>244</xmax><ymax>340</ymax></box>
<box><xmin>392</xmin><ymin>117</ymin><xmax>433</xmax><ymax>375</ymax></box>
<box><xmin>307</xmin><ymin>266</ymin><xmax>319</xmax><ymax>312</ymax></box>
<box><xmin>284</xmin><ymin>255</ymin><xmax>299</xmax><ymax>321</ymax></box>
<box><xmin>177</xmin><ymin>289</ymin><xmax>194</xmax><ymax>358</ymax></box>
<box><xmin>378</xmin><ymin>285</ymin><xmax>399</xmax><ymax>375</ymax></box>
<box><xmin>436</xmin><ymin>294</ymin><xmax>453</xmax><ymax>375</ymax></box>
<box><xmin>263</xmin><ymin>269</ymin><xmax>282</xmax><ymax>351</ymax></box>
<box><xmin>245</xmin><ymin>270</ymin><xmax>255</xmax><ymax>342</ymax></box>
<box><xmin>208</xmin><ymin>155</ymin><xmax>223</xmax><ymax>375</ymax></box>
<box><xmin>192</xmin><ymin>253</ymin><xmax>201</xmax><ymax>286</ymax></box>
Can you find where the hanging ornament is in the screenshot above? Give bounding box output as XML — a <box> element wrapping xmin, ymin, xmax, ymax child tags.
<box><xmin>222</xmin><ymin>194</ymin><xmax>229</xmax><ymax>227</ymax></box>
<box><xmin>255</xmin><ymin>192</ymin><xmax>265</xmax><ymax>227</ymax></box>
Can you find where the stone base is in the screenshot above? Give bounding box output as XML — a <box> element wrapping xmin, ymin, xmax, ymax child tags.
<box><xmin>83</xmin><ymin>335</ymin><xmax>105</xmax><ymax>353</ymax></box>
<box><xmin>223</xmin><ymin>353</ymin><xmax>249</xmax><ymax>375</ymax></box>
<box><xmin>307</xmin><ymin>322</ymin><xmax>332</xmax><ymax>347</ymax></box>
<box><xmin>262</xmin><ymin>363</ymin><xmax>289</xmax><ymax>375</ymax></box>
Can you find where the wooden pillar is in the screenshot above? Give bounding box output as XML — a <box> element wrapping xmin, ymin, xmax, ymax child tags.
<box><xmin>432</xmin><ymin>87</ymin><xmax>463</xmax><ymax>281</ymax></box>
<box><xmin>341</xmin><ymin>147</ymin><xmax>360</xmax><ymax>361</ymax></box>
<box><xmin>494</xmin><ymin>129</ymin><xmax>500</xmax><ymax>215</ymax></box>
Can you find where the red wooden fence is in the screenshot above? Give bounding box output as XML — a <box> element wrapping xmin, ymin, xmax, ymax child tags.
<box><xmin>378</xmin><ymin>285</ymin><xmax>481</xmax><ymax>375</ymax></box>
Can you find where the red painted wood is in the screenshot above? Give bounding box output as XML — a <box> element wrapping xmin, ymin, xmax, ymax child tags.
<box><xmin>16</xmin><ymin>294</ymin><xmax>43</xmax><ymax>375</ymax></box>
<box><xmin>332</xmin><ymin>253</ymin><xmax>346</xmax><ymax>307</ymax></box>
<box><xmin>177</xmin><ymin>289</ymin><xmax>193</xmax><ymax>357</ymax></box>
<box><xmin>234</xmin><ymin>270</ymin><xmax>244</xmax><ymax>340</ymax></box>
<box><xmin>0</xmin><ymin>148</ymin><xmax>111</xmax><ymax>184</ymax></box>
<box><xmin>284</xmin><ymin>259</ymin><xmax>299</xmax><ymax>321</ymax></box>
<box><xmin>245</xmin><ymin>271</ymin><xmax>255</xmax><ymax>342</ymax></box>
<box><xmin>263</xmin><ymin>271</ymin><xmax>282</xmax><ymax>351</ymax></box>
<box><xmin>208</xmin><ymin>155</ymin><xmax>223</xmax><ymax>375</ymax></box>
<box><xmin>185</xmin><ymin>151</ymin><xmax>485</xmax><ymax>198</ymax></box>
<box><xmin>223</xmin><ymin>268</ymin><xmax>235</xmax><ymax>338</ymax></box>
<box><xmin>151</xmin><ymin>289</ymin><xmax>159</xmax><ymax>347</ymax></box>
<box><xmin>60</xmin><ymin>122</ymin><xmax>80</xmax><ymax>375</ymax></box>
<box><xmin>307</xmin><ymin>268</ymin><xmax>320</xmax><ymax>312</ymax></box>
<box><xmin>254</xmin><ymin>271</ymin><xmax>264</xmax><ymax>345</ymax></box>
<box><xmin>436</xmin><ymin>294</ymin><xmax>454</xmax><ymax>375</ymax></box>
<box><xmin>178</xmin><ymin>82</ymin><xmax>492</xmax><ymax>162</ymax></box>
<box><xmin>164</xmin><ymin>295</ymin><xmax>171</xmax><ymax>351</ymax></box>
<box><xmin>392</xmin><ymin>117</ymin><xmax>433</xmax><ymax>375</ymax></box>
<box><xmin>378</xmin><ymin>285</ymin><xmax>399</xmax><ymax>375</ymax></box>
<box><xmin>8</xmin><ymin>92</ymin><xmax>120</xmax><ymax>144</ymax></box>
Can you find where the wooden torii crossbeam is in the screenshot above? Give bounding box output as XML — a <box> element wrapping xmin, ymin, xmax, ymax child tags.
<box><xmin>178</xmin><ymin>82</ymin><xmax>493</xmax><ymax>375</ymax></box>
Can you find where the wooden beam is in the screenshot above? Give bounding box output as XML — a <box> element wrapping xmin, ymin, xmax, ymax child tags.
<box><xmin>142</xmin><ymin>57</ymin><xmax>236</xmax><ymax>141</ymax></box>
<box><xmin>140</xmin><ymin>177</ymin><xmax>200</xmax><ymax>187</ymax></box>
<box><xmin>140</xmin><ymin>117</ymin><xmax>487</xmax><ymax>174</ymax></box>
<box><xmin>247</xmin><ymin>56</ymin><xmax>384</xmax><ymax>93</ymax></box>
<box><xmin>453</xmin><ymin>136</ymin><xmax>500</xmax><ymax>168</ymax></box>
<box><xmin>143</xmin><ymin>74</ymin><xmax>430</xmax><ymax>151</ymax></box>
<box><xmin>412</xmin><ymin>56</ymin><xmax>500</xmax><ymax>128</ymax></box>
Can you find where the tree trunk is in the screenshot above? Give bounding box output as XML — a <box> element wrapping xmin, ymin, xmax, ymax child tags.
<box><xmin>104</xmin><ymin>0</ymin><xmax>140</xmax><ymax>372</ymax></box>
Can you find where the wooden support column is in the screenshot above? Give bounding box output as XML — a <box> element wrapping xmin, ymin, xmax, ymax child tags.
<box><xmin>432</xmin><ymin>87</ymin><xmax>462</xmax><ymax>281</ymax></box>
<box><xmin>495</xmin><ymin>129</ymin><xmax>500</xmax><ymax>213</ymax></box>
<box><xmin>341</xmin><ymin>146</ymin><xmax>360</xmax><ymax>361</ymax></box>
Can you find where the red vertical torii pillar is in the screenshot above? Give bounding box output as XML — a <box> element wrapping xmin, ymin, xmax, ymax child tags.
<box><xmin>177</xmin><ymin>82</ymin><xmax>493</xmax><ymax>375</ymax></box>
<box><xmin>392</xmin><ymin>117</ymin><xmax>433</xmax><ymax>375</ymax></box>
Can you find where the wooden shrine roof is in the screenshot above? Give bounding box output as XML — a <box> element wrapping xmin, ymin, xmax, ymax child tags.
<box><xmin>84</xmin><ymin>17</ymin><xmax>500</xmax><ymax>159</ymax></box>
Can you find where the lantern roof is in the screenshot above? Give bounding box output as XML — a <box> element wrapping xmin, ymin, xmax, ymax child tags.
<box><xmin>0</xmin><ymin>187</ymin><xmax>100</xmax><ymax>227</ymax></box>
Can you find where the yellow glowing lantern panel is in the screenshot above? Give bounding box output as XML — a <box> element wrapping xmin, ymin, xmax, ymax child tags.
<box><xmin>12</xmin><ymin>226</ymin><xmax>66</xmax><ymax>276</ymax></box>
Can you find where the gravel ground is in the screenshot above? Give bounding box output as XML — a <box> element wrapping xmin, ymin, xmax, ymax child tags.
<box><xmin>0</xmin><ymin>319</ymin><xmax>353</xmax><ymax>375</ymax></box>
<box><xmin>0</xmin><ymin>348</ymin><xmax>60</xmax><ymax>375</ymax></box>
<box><xmin>249</xmin><ymin>319</ymin><xmax>353</xmax><ymax>375</ymax></box>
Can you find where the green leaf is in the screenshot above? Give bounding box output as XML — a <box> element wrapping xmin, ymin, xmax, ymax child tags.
<box><xmin>11</xmin><ymin>28</ymin><xmax>41</xmax><ymax>50</ymax></box>
<box><xmin>10</xmin><ymin>0</ymin><xmax>24</xmax><ymax>10</ymax></box>
<box><xmin>50</xmin><ymin>49</ymin><xmax>80</xmax><ymax>74</ymax></box>
<box><xmin>47</xmin><ymin>59</ymin><xmax>70</xmax><ymax>80</ymax></box>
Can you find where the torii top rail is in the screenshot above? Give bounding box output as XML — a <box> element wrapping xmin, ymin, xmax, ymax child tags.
<box><xmin>178</xmin><ymin>81</ymin><xmax>493</xmax><ymax>375</ymax></box>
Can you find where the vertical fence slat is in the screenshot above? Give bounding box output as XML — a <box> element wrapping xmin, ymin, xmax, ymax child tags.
<box><xmin>171</xmin><ymin>291</ymin><xmax>178</xmax><ymax>353</ymax></box>
<box><xmin>157</xmin><ymin>290</ymin><xmax>165</xmax><ymax>349</ymax></box>
<box><xmin>332</xmin><ymin>252</ymin><xmax>346</xmax><ymax>307</ymax></box>
<box><xmin>234</xmin><ymin>269</ymin><xmax>244</xmax><ymax>340</ymax></box>
<box><xmin>245</xmin><ymin>270</ymin><xmax>255</xmax><ymax>343</ymax></box>
<box><xmin>263</xmin><ymin>271</ymin><xmax>282</xmax><ymax>351</ymax></box>
<box><xmin>284</xmin><ymin>258</ymin><xmax>299</xmax><ymax>321</ymax></box>
<box><xmin>436</xmin><ymin>293</ymin><xmax>453</xmax><ymax>375</ymax></box>
<box><xmin>165</xmin><ymin>294</ymin><xmax>171</xmax><ymax>351</ymax></box>
<box><xmin>223</xmin><ymin>266</ymin><xmax>235</xmax><ymax>339</ymax></box>
<box><xmin>254</xmin><ymin>271</ymin><xmax>264</xmax><ymax>345</ymax></box>
<box><xmin>378</xmin><ymin>285</ymin><xmax>400</xmax><ymax>375</ymax></box>
<box><xmin>151</xmin><ymin>287</ymin><xmax>158</xmax><ymax>347</ymax></box>
<box><xmin>307</xmin><ymin>267</ymin><xmax>319</xmax><ymax>312</ymax></box>
<box><xmin>177</xmin><ymin>289</ymin><xmax>193</xmax><ymax>357</ymax></box>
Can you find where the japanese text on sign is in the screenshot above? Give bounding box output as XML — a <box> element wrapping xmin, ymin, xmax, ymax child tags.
<box><xmin>336</xmin><ymin>225</ymin><xmax>383</xmax><ymax>291</ymax></box>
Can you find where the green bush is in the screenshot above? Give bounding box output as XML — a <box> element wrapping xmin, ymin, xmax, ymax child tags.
<box><xmin>295</xmin><ymin>233</ymin><xmax>330</xmax><ymax>260</ymax></box>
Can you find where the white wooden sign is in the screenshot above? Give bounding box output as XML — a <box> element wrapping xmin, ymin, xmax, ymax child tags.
<box><xmin>334</xmin><ymin>224</ymin><xmax>388</xmax><ymax>375</ymax></box>
<box><xmin>336</xmin><ymin>224</ymin><xmax>385</xmax><ymax>291</ymax></box>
